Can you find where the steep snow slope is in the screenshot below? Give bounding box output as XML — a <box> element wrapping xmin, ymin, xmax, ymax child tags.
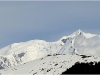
<box><xmin>0</xmin><ymin>40</ymin><xmax>62</xmax><ymax>69</ymax></box>
<box><xmin>0</xmin><ymin>54</ymin><xmax>100</xmax><ymax>74</ymax></box>
<box><xmin>59</xmin><ymin>29</ymin><xmax>100</xmax><ymax>56</ymax></box>
<box><xmin>0</xmin><ymin>29</ymin><xmax>100</xmax><ymax>70</ymax></box>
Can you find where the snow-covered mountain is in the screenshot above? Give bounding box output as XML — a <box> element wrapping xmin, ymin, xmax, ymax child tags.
<box><xmin>0</xmin><ymin>29</ymin><xmax>100</xmax><ymax>74</ymax></box>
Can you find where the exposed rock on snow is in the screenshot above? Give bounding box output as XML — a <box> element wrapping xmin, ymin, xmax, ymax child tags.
<box><xmin>0</xmin><ymin>29</ymin><xmax>100</xmax><ymax>74</ymax></box>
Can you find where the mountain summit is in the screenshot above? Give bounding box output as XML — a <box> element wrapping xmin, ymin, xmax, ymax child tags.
<box><xmin>0</xmin><ymin>29</ymin><xmax>100</xmax><ymax>74</ymax></box>
<box><xmin>72</xmin><ymin>29</ymin><xmax>84</xmax><ymax>35</ymax></box>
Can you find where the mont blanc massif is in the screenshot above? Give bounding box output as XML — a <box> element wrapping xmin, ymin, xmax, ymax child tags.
<box><xmin>0</xmin><ymin>29</ymin><xmax>100</xmax><ymax>74</ymax></box>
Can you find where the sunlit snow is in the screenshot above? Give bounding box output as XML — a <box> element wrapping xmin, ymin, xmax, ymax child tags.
<box><xmin>0</xmin><ymin>29</ymin><xmax>100</xmax><ymax>74</ymax></box>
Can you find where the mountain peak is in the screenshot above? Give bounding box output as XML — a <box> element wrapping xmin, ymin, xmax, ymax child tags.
<box><xmin>70</xmin><ymin>29</ymin><xmax>97</xmax><ymax>39</ymax></box>
<box><xmin>73</xmin><ymin>29</ymin><xmax>84</xmax><ymax>35</ymax></box>
<box><xmin>59</xmin><ymin>29</ymin><xmax>84</xmax><ymax>42</ymax></box>
<box><xmin>76</xmin><ymin>29</ymin><xmax>83</xmax><ymax>33</ymax></box>
<box><xmin>69</xmin><ymin>29</ymin><xmax>85</xmax><ymax>38</ymax></box>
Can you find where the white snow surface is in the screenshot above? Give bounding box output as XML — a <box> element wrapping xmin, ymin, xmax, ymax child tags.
<box><xmin>0</xmin><ymin>54</ymin><xmax>100</xmax><ymax>75</ymax></box>
<box><xmin>0</xmin><ymin>29</ymin><xmax>100</xmax><ymax>74</ymax></box>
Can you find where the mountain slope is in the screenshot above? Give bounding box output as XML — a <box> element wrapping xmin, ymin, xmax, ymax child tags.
<box><xmin>0</xmin><ymin>40</ymin><xmax>62</xmax><ymax>69</ymax></box>
<box><xmin>0</xmin><ymin>29</ymin><xmax>100</xmax><ymax>74</ymax></box>
<box><xmin>0</xmin><ymin>54</ymin><xmax>100</xmax><ymax>74</ymax></box>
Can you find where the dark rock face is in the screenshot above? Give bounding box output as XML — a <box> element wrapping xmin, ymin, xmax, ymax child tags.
<box><xmin>62</xmin><ymin>62</ymin><xmax>100</xmax><ymax>74</ymax></box>
<box><xmin>61</xmin><ymin>39</ymin><xmax>67</xmax><ymax>43</ymax></box>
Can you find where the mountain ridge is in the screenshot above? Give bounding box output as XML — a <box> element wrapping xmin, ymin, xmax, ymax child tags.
<box><xmin>0</xmin><ymin>29</ymin><xmax>100</xmax><ymax>74</ymax></box>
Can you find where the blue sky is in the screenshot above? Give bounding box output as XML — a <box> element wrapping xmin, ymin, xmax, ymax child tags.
<box><xmin>0</xmin><ymin>1</ymin><xmax>100</xmax><ymax>48</ymax></box>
